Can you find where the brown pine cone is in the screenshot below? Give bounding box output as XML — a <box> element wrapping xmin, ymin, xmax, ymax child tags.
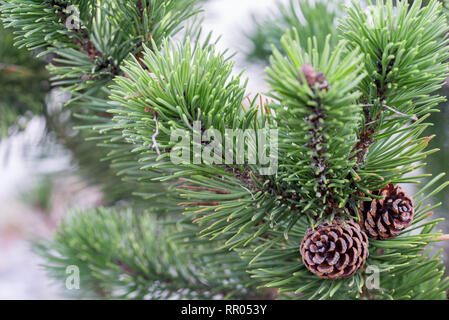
<box><xmin>300</xmin><ymin>218</ymin><xmax>369</xmax><ymax>279</ymax></box>
<box><xmin>298</xmin><ymin>63</ymin><xmax>329</xmax><ymax>92</ymax></box>
<box><xmin>359</xmin><ymin>184</ymin><xmax>414</xmax><ymax>240</ymax></box>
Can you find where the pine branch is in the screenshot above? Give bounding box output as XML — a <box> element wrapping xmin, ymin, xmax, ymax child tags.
<box><xmin>36</xmin><ymin>207</ymin><xmax>260</xmax><ymax>299</ymax></box>
<box><xmin>44</xmin><ymin>0</ymin><xmax>105</xmax><ymax>62</ymax></box>
<box><xmin>3</xmin><ymin>0</ymin><xmax>449</xmax><ymax>300</ymax></box>
<box><xmin>246</xmin><ymin>0</ymin><xmax>342</xmax><ymax>64</ymax></box>
<box><xmin>266</xmin><ymin>33</ymin><xmax>366</xmax><ymax>221</ymax></box>
<box><xmin>340</xmin><ymin>0</ymin><xmax>449</xmax><ymax>192</ymax></box>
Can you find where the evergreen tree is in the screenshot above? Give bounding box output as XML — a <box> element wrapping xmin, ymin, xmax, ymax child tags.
<box><xmin>1</xmin><ymin>0</ymin><xmax>449</xmax><ymax>299</ymax></box>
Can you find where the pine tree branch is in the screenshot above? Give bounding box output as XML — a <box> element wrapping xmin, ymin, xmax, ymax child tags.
<box><xmin>4</xmin><ymin>0</ymin><xmax>449</xmax><ymax>300</ymax></box>
<box><xmin>37</xmin><ymin>207</ymin><xmax>260</xmax><ymax>299</ymax></box>
<box><xmin>351</xmin><ymin>49</ymin><xmax>393</xmax><ymax>165</ymax></box>
<box><xmin>43</xmin><ymin>0</ymin><xmax>105</xmax><ymax>63</ymax></box>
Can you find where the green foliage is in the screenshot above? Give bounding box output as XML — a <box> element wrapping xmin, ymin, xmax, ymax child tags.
<box><xmin>37</xmin><ymin>207</ymin><xmax>259</xmax><ymax>299</ymax></box>
<box><xmin>0</xmin><ymin>0</ymin><xmax>202</xmax><ymax>204</ymax></box>
<box><xmin>239</xmin><ymin>174</ymin><xmax>449</xmax><ymax>299</ymax></box>
<box><xmin>109</xmin><ymin>38</ymin><xmax>250</xmax><ymax>163</ymax></box>
<box><xmin>267</xmin><ymin>33</ymin><xmax>366</xmax><ymax>221</ymax></box>
<box><xmin>104</xmin><ymin>0</ymin><xmax>449</xmax><ymax>299</ymax></box>
<box><xmin>339</xmin><ymin>0</ymin><xmax>449</xmax><ymax>192</ymax></box>
<box><xmin>246</xmin><ymin>0</ymin><xmax>342</xmax><ymax>64</ymax></box>
<box><xmin>1</xmin><ymin>0</ymin><xmax>200</xmax><ymax>94</ymax></box>
<box><xmin>3</xmin><ymin>0</ymin><xmax>449</xmax><ymax>300</ymax></box>
<box><xmin>444</xmin><ymin>0</ymin><xmax>449</xmax><ymax>19</ymax></box>
<box><xmin>0</xmin><ymin>24</ymin><xmax>48</xmax><ymax>137</ymax></box>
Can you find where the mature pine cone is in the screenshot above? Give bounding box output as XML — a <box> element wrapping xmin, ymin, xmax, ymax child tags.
<box><xmin>359</xmin><ymin>184</ymin><xmax>414</xmax><ymax>240</ymax></box>
<box><xmin>300</xmin><ymin>218</ymin><xmax>369</xmax><ymax>279</ymax></box>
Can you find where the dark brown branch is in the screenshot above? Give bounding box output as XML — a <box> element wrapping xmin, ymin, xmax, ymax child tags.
<box><xmin>351</xmin><ymin>50</ymin><xmax>396</xmax><ymax>165</ymax></box>
<box><xmin>298</xmin><ymin>64</ymin><xmax>336</xmax><ymax>212</ymax></box>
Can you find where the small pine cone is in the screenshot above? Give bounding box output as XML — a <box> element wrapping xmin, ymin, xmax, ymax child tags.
<box><xmin>359</xmin><ymin>184</ymin><xmax>414</xmax><ymax>240</ymax></box>
<box><xmin>298</xmin><ymin>63</ymin><xmax>329</xmax><ymax>92</ymax></box>
<box><xmin>300</xmin><ymin>218</ymin><xmax>369</xmax><ymax>279</ymax></box>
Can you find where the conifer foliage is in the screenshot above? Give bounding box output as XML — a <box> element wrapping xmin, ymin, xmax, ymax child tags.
<box><xmin>2</xmin><ymin>0</ymin><xmax>449</xmax><ymax>299</ymax></box>
<box><xmin>0</xmin><ymin>24</ymin><xmax>48</xmax><ymax>136</ymax></box>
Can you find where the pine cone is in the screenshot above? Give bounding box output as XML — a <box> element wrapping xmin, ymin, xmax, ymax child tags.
<box><xmin>298</xmin><ymin>63</ymin><xmax>329</xmax><ymax>92</ymax></box>
<box><xmin>359</xmin><ymin>184</ymin><xmax>414</xmax><ymax>240</ymax></box>
<box><xmin>300</xmin><ymin>218</ymin><xmax>369</xmax><ymax>279</ymax></box>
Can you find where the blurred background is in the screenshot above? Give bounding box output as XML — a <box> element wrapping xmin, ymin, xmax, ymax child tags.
<box><xmin>1</xmin><ymin>0</ymin><xmax>448</xmax><ymax>299</ymax></box>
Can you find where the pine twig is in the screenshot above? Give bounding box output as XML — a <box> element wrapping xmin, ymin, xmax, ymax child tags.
<box><xmin>147</xmin><ymin>112</ymin><xmax>161</xmax><ymax>156</ymax></box>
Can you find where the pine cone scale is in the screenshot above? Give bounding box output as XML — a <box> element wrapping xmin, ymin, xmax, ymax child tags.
<box><xmin>342</xmin><ymin>233</ymin><xmax>353</xmax><ymax>248</ymax></box>
<box><xmin>313</xmin><ymin>254</ymin><xmax>326</xmax><ymax>264</ymax></box>
<box><xmin>317</xmin><ymin>264</ymin><xmax>333</xmax><ymax>273</ymax></box>
<box><xmin>376</xmin><ymin>217</ymin><xmax>387</xmax><ymax>234</ymax></box>
<box><xmin>382</xmin><ymin>212</ymin><xmax>390</xmax><ymax>225</ymax></box>
<box><xmin>336</xmin><ymin>254</ymin><xmax>349</xmax><ymax>270</ymax></box>
<box><xmin>327</xmin><ymin>251</ymin><xmax>340</xmax><ymax>265</ymax></box>
<box><xmin>336</xmin><ymin>238</ymin><xmax>347</xmax><ymax>253</ymax></box>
